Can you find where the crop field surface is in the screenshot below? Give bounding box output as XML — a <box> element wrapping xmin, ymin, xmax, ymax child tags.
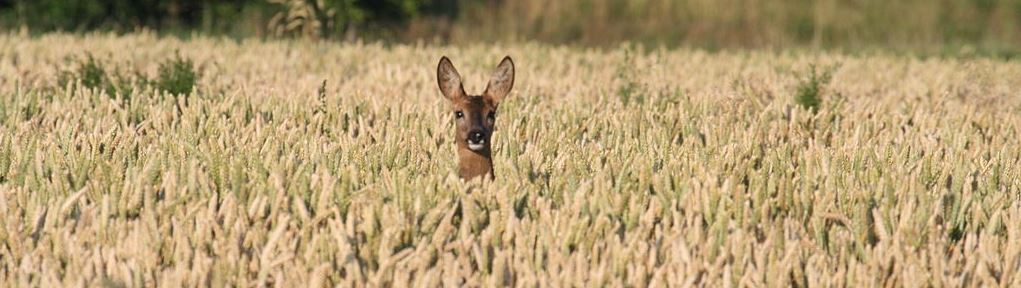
<box><xmin>1</xmin><ymin>33</ymin><xmax>1020</xmax><ymax>287</ymax></box>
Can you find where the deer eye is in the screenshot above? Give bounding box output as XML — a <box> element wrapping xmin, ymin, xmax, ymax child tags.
<box><xmin>487</xmin><ymin>111</ymin><xmax>496</xmax><ymax>120</ymax></box>
<box><xmin>455</xmin><ymin>111</ymin><xmax>464</xmax><ymax>118</ymax></box>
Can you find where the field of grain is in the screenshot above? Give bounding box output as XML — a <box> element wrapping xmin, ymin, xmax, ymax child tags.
<box><xmin>1</xmin><ymin>33</ymin><xmax>1020</xmax><ymax>287</ymax></box>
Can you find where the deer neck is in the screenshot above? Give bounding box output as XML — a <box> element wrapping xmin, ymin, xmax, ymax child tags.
<box><xmin>457</xmin><ymin>146</ymin><xmax>493</xmax><ymax>180</ymax></box>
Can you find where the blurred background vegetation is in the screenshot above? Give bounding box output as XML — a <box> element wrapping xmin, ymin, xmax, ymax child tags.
<box><xmin>1</xmin><ymin>0</ymin><xmax>1019</xmax><ymax>56</ymax></box>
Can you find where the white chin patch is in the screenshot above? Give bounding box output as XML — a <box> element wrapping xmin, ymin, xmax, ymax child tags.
<box><xmin>468</xmin><ymin>142</ymin><xmax>486</xmax><ymax>151</ymax></box>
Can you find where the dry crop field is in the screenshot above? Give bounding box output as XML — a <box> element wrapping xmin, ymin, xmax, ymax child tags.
<box><xmin>1</xmin><ymin>33</ymin><xmax>1020</xmax><ymax>287</ymax></box>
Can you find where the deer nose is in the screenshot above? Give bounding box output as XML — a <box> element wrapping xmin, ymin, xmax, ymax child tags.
<box><xmin>467</xmin><ymin>131</ymin><xmax>485</xmax><ymax>143</ymax></box>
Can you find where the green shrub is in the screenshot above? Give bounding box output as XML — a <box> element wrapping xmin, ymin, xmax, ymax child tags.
<box><xmin>57</xmin><ymin>55</ymin><xmax>151</xmax><ymax>100</ymax></box>
<box><xmin>77</xmin><ymin>55</ymin><xmax>108</xmax><ymax>90</ymax></box>
<box><xmin>57</xmin><ymin>55</ymin><xmax>119</xmax><ymax>96</ymax></box>
<box><xmin>794</xmin><ymin>65</ymin><xmax>834</xmax><ymax>112</ymax></box>
<box><xmin>56</xmin><ymin>54</ymin><xmax>199</xmax><ymax>100</ymax></box>
<box><xmin>156</xmin><ymin>53</ymin><xmax>197</xmax><ymax>96</ymax></box>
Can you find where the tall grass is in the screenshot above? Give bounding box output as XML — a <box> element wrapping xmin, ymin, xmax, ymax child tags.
<box><xmin>407</xmin><ymin>0</ymin><xmax>1021</xmax><ymax>55</ymax></box>
<box><xmin>0</xmin><ymin>33</ymin><xmax>1020</xmax><ymax>286</ymax></box>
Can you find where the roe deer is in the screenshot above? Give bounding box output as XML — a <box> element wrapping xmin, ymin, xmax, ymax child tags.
<box><xmin>436</xmin><ymin>56</ymin><xmax>515</xmax><ymax>180</ymax></box>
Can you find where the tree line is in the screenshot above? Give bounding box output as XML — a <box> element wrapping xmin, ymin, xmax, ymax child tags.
<box><xmin>0</xmin><ymin>0</ymin><xmax>461</xmax><ymax>39</ymax></box>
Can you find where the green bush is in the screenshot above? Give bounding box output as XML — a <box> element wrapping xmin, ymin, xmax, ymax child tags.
<box><xmin>156</xmin><ymin>54</ymin><xmax>197</xmax><ymax>96</ymax></box>
<box><xmin>57</xmin><ymin>55</ymin><xmax>118</xmax><ymax>97</ymax></box>
<box><xmin>55</xmin><ymin>53</ymin><xmax>198</xmax><ymax>100</ymax></box>
<box><xmin>794</xmin><ymin>65</ymin><xmax>834</xmax><ymax>112</ymax></box>
<box><xmin>77</xmin><ymin>55</ymin><xmax>107</xmax><ymax>90</ymax></box>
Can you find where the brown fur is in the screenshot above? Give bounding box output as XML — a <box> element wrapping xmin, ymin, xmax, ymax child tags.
<box><xmin>457</xmin><ymin>142</ymin><xmax>493</xmax><ymax>179</ymax></box>
<box><xmin>437</xmin><ymin>56</ymin><xmax>515</xmax><ymax>180</ymax></box>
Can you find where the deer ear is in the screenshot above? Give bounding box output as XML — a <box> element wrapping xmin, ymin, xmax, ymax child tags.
<box><xmin>484</xmin><ymin>56</ymin><xmax>514</xmax><ymax>104</ymax></box>
<box><xmin>437</xmin><ymin>56</ymin><xmax>465</xmax><ymax>100</ymax></box>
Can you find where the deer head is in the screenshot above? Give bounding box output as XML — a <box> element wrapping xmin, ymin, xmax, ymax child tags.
<box><xmin>437</xmin><ymin>56</ymin><xmax>515</xmax><ymax>180</ymax></box>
